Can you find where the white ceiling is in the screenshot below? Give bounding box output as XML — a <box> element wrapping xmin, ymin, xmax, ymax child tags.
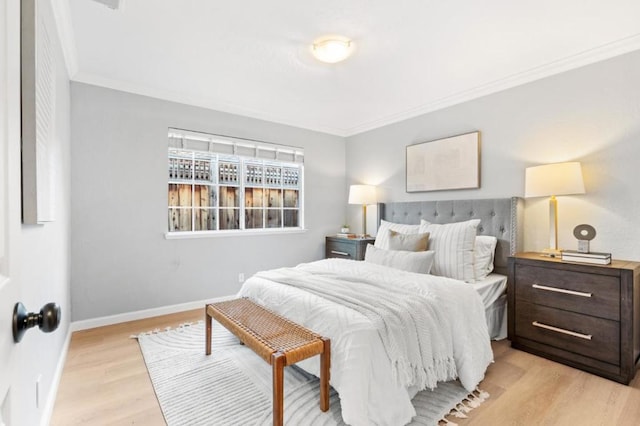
<box><xmin>57</xmin><ymin>0</ymin><xmax>640</xmax><ymax>136</ymax></box>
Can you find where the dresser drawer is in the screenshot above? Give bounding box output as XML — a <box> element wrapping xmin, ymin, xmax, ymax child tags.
<box><xmin>514</xmin><ymin>264</ymin><xmax>620</xmax><ymax>321</ymax></box>
<box><xmin>515</xmin><ymin>301</ymin><xmax>620</xmax><ymax>365</ymax></box>
<box><xmin>326</xmin><ymin>239</ymin><xmax>357</xmax><ymax>259</ymax></box>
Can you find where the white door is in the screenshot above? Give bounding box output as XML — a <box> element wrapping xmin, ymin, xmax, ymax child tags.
<box><xmin>0</xmin><ymin>0</ymin><xmax>23</xmax><ymax>424</ymax></box>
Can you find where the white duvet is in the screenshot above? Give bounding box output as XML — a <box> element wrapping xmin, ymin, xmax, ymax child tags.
<box><xmin>238</xmin><ymin>259</ymin><xmax>493</xmax><ymax>426</ymax></box>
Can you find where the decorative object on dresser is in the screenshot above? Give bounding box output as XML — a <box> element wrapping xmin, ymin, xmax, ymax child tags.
<box><xmin>348</xmin><ymin>184</ymin><xmax>377</xmax><ymax>237</ymax></box>
<box><xmin>325</xmin><ymin>236</ymin><xmax>375</xmax><ymax>261</ymax></box>
<box><xmin>561</xmin><ymin>250</ymin><xmax>611</xmax><ymax>265</ymax></box>
<box><xmin>573</xmin><ymin>223</ymin><xmax>597</xmax><ymax>253</ymax></box>
<box><xmin>524</xmin><ymin>162</ymin><xmax>585</xmax><ymax>256</ymax></box>
<box><xmin>508</xmin><ymin>252</ymin><xmax>640</xmax><ymax>384</ymax></box>
<box><xmin>335</xmin><ymin>232</ymin><xmax>356</xmax><ymax>238</ymax></box>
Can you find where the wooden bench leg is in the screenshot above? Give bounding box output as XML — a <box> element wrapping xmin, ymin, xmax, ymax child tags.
<box><xmin>205</xmin><ymin>306</ymin><xmax>212</xmax><ymax>356</ymax></box>
<box><xmin>320</xmin><ymin>338</ymin><xmax>331</xmax><ymax>412</ymax></box>
<box><xmin>272</xmin><ymin>352</ymin><xmax>286</xmax><ymax>426</ymax></box>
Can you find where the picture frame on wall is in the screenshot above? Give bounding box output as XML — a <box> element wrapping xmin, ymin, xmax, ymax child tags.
<box><xmin>21</xmin><ymin>0</ymin><xmax>56</xmax><ymax>224</ymax></box>
<box><xmin>406</xmin><ymin>131</ymin><xmax>480</xmax><ymax>192</ymax></box>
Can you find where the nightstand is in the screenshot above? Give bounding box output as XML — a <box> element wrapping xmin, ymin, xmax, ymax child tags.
<box><xmin>325</xmin><ymin>236</ymin><xmax>375</xmax><ymax>261</ymax></box>
<box><xmin>508</xmin><ymin>252</ymin><xmax>640</xmax><ymax>384</ymax></box>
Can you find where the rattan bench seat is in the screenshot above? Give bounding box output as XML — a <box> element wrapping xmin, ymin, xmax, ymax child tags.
<box><xmin>205</xmin><ymin>297</ymin><xmax>330</xmax><ymax>426</ymax></box>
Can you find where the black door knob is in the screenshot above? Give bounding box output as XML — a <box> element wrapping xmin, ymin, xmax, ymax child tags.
<box><xmin>12</xmin><ymin>302</ymin><xmax>61</xmax><ymax>343</ymax></box>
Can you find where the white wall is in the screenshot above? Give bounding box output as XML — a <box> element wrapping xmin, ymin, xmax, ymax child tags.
<box><xmin>70</xmin><ymin>83</ymin><xmax>346</xmax><ymax>321</ymax></box>
<box><xmin>346</xmin><ymin>50</ymin><xmax>640</xmax><ymax>260</ymax></box>
<box><xmin>10</xmin><ymin>0</ymin><xmax>72</xmax><ymax>424</ymax></box>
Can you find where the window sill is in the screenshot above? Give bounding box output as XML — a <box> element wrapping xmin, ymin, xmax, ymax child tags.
<box><xmin>164</xmin><ymin>228</ymin><xmax>307</xmax><ymax>240</ymax></box>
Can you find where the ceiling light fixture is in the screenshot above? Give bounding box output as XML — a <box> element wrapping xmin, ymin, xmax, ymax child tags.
<box><xmin>311</xmin><ymin>36</ymin><xmax>354</xmax><ymax>64</ymax></box>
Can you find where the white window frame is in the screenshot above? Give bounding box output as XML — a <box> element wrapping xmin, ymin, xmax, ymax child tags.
<box><xmin>165</xmin><ymin>128</ymin><xmax>305</xmax><ymax>239</ymax></box>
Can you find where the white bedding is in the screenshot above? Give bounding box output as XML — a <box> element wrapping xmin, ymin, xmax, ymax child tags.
<box><xmin>472</xmin><ymin>273</ymin><xmax>508</xmax><ymax>340</ymax></box>
<box><xmin>237</xmin><ymin>259</ymin><xmax>493</xmax><ymax>426</ymax></box>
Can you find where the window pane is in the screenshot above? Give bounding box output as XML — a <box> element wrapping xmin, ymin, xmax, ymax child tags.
<box><xmin>219</xmin><ymin>186</ymin><xmax>239</xmax><ymax>208</ymax></box>
<box><xmin>265</xmin><ymin>166</ymin><xmax>281</xmax><ymax>186</ymax></box>
<box><xmin>245</xmin><ymin>188</ymin><xmax>264</xmax><ymax>208</ymax></box>
<box><xmin>266</xmin><ymin>209</ymin><xmax>282</xmax><ymax>228</ymax></box>
<box><xmin>245</xmin><ymin>164</ymin><xmax>263</xmax><ymax>186</ymax></box>
<box><xmin>219</xmin><ymin>208</ymin><xmax>240</xmax><ymax>229</ymax></box>
<box><xmin>219</xmin><ymin>161</ymin><xmax>239</xmax><ymax>185</ymax></box>
<box><xmin>168</xmin><ymin>184</ymin><xmax>192</xmax><ymax>207</ymax></box>
<box><xmin>195</xmin><ymin>208</ymin><xmax>217</xmax><ymax>231</ymax></box>
<box><xmin>283</xmin><ymin>167</ymin><xmax>300</xmax><ymax>187</ymax></box>
<box><xmin>283</xmin><ymin>189</ymin><xmax>298</xmax><ymax>208</ymax></box>
<box><xmin>266</xmin><ymin>189</ymin><xmax>281</xmax><ymax>208</ymax></box>
<box><xmin>284</xmin><ymin>210</ymin><xmax>298</xmax><ymax>227</ymax></box>
<box><xmin>168</xmin><ymin>208</ymin><xmax>192</xmax><ymax>231</ymax></box>
<box><xmin>193</xmin><ymin>158</ymin><xmax>213</xmax><ymax>183</ymax></box>
<box><xmin>169</xmin><ymin>156</ymin><xmax>194</xmax><ymax>181</ymax></box>
<box><xmin>245</xmin><ymin>209</ymin><xmax>264</xmax><ymax>229</ymax></box>
<box><xmin>194</xmin><ymin>185</ymin><xmax>217</xmax><ymax>208</ymax></box>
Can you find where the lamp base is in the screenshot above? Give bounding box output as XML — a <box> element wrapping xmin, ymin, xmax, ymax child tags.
<box><xmin>540</xmin><ymin>248</ymin><xmax>563</xmax><ymax>258</ymax></box>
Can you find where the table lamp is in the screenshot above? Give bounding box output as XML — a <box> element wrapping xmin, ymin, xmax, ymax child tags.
<box><xmin>348</xmin><ymin>185</ymin><xmax>377</xmax><ymax>237</ymax></box>
<box><xmin>525</xmin><ymin>161</ymin><xmax>585</xmax><ymax>256</ymax></box>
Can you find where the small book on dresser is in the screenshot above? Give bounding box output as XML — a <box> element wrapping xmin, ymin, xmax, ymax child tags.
<box><xmin>561</xmin><ymin>250</ymin><xmax>611</xmax><ymax>265</ymax></box>
<box><xmin>336</xmin><ymin>233</ymin><xmax>357</xmax><ymax>238</ymax></box>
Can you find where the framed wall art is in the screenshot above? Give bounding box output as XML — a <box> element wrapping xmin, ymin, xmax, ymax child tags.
<box><xmin>21</xmin><ymin>0</ymin><xmax>56</xmax><ymax>224</ymax></box>
<box><xmin>406</xmin><ymin>131</ymin><xmax>480</xmax><ymax>193</ymax></box>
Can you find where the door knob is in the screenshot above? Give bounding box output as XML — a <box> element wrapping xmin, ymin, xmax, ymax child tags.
<box><xmin>12</xmin><ymin>302</ymin><xmax>61</xmax><ymax>343</ymax></box>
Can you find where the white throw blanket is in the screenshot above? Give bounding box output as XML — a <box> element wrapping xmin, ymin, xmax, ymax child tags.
<box><xmin>255</xmin><ymin>266</ymin><xmax>457</xmax><ymax>390</ymax></box>
<box><xmin>239</xmin><ymin>259</ymin><xmax>493</xmax><ymax>426</ymax></box>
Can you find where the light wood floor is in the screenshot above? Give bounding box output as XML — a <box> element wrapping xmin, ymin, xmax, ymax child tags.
<box><xmin>51</xmin><ymin>309</ymin><xmax>640</xmax><ymax>425</ymax></box>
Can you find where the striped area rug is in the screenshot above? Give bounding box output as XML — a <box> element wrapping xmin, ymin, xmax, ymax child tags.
<box><xmin>136</xmin><ymin>322</ymin><xmax>487</xmax><ymax>426</ymax></box>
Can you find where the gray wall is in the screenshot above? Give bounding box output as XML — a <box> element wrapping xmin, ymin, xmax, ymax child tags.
<box><xmin>70</xmin><ymin>83</ymin><xmax>346</xmax><ymax>321</ymax></box>
<box><xmin>346</xmin><ymin>50</ymin><xmax>640</xmax><ymax>260</ymax></box>
<box><xmin>13</xmin><ymin>0</ymin><xmax>72</xmax><ymax>423</ymax></box>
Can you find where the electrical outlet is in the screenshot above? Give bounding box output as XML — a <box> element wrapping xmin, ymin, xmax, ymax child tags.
<box><xmin>238</xmin><ymin>273</ymin><xmax>245</xmax><ymax>283</ymax></box>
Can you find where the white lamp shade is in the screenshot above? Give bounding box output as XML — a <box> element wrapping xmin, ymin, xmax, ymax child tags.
<box><xmin>348</xmin><ymin>185</ymin><xmax>377</xmax><ymax>205</ymax></box>
<box><xmin>525</xmin><ymin>162</ymin><xmax>585</xmax><ymax>198</ymax></box>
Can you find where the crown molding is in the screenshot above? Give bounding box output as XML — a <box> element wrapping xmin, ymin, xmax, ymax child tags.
<box><xmin>344</xmin><ymin>33</ymin><xmax>640</xmax><ymax>137</ymax></box>
<box><xmin>71</xmin><ymin>71</ymin><xmax>350</xmax><ymax>137</ymax></box>
<box><xmin>49</xmin><ymin>0</ymin><xmax>78</xmax><ymax>77</ymax></box>
<box><xmin>68</xmin><ymin>31</ymin><xmax>640</xmax><ymax>138</ymax></box>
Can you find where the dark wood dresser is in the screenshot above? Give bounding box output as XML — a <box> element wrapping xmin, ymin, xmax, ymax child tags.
<box><xmin>508</xmin><ymin>252</ymin><xmax>640</xmax><ymax>384</ymax></box>
<box><xmin>325</xmin><ymin>236</ymin><xmax>375</xmax><ymax>261</ymax></box>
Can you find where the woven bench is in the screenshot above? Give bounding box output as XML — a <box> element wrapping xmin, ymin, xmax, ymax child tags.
<box><xmin>205</xmin><ymin>298</ymin><xmax>330</xmax><ymax>426</ymax></box>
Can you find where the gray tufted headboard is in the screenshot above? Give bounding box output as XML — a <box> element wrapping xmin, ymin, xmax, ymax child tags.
<box><xmin>379</xmin><ymin>197</ymin><xmax>524</xmax><ymax>276</ymax></box>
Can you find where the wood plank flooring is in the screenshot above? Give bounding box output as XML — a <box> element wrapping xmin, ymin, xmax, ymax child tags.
<box><xmin>51</xmin><ymin>309</ymin><xmax>640</xmax><ymax>425</ymax></box>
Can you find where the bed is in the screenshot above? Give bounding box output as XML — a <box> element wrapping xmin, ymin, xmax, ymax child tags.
<box><xmin>238</xmin><ymin>197</ymin><xmax>523</xmax><ymax>426</ymax></box>
<box><xmin>380</xmin><ymin>198</ymin><xmax>523</xmax><ymax>340</ymax></box>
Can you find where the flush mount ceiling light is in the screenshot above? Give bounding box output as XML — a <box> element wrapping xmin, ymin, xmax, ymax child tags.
<box><xmin>311</xmin><ymin>36</ymin><xmax>354</xmax><ymax>64</ymax></box>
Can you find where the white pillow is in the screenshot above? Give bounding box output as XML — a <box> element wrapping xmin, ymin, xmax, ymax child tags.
<box><xmin>364</xmin><ymin>244</ymin><xmax>435</xmax><ymax>274</ymax></box>
<box><xmin>388</xmin><ymin>230</ymin><xmax>430</xmax><ymax>251</ymax></box>
<box><xmin>474</xmin><ymin>235</ymin><xmax>498</xmax><ymax>281</ymax></box>
<box><xmin>374</xmin><ymin>220</ymin><xmax>422</xmax><ymax>249</ymax></box>
<box><xmin>419</xmin><ymin>218</ymin><xmax>480</xmax><ymax>282</ymax></box>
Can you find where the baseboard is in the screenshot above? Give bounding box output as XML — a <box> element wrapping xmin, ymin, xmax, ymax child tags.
<box><xmin>41</xmin><ymin>325</ymin><xmax>72</xmax><ymax>426</ymax></box>
<box><xmin>70</xmin><ymin>295</ymin><xmax>236</xmax><ymax>332</ymax></box>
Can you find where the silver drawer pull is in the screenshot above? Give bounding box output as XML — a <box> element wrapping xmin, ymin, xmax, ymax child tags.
<box><xmin>532</xmin><ymin>284</ymin><xmax>592</xmax><ymax>298</ymax></box>
<box><xmin>532</xmin><ymin>321</ymin><xmax>592</xmax><ymax>340</ymax></box>
<box><xmin>330</xmin><ymin>250</ymin><xmax>350</xmax><ymax>256</ymax></box>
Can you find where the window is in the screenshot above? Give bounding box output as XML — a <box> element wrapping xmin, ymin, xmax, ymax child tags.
<box><xmin>167</xmin><ymin>129</ymin><xmax>304</xmax><ymax>234</ymax></box>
